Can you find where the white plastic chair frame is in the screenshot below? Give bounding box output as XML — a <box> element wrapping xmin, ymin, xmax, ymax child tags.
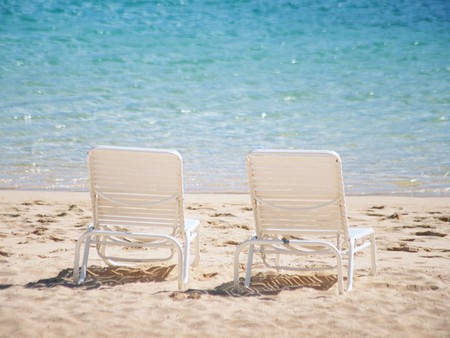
<box><xmin>73</xmin><ymin>146</ymin><xmax>200</xmax><ymax>290</ymax></box>
<box><xmin>234</xmin><ymin>150</ymin><xmax>376</xmax><ymax>295</ymax></box>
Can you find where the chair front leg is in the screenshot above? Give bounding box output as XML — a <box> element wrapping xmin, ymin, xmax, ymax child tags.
<box><xmin>244</xmin><ymin>243</ymin><xmax>255</xmax><ymax>287</ymax></box>
<box><xmin>192</xmin><ymin>228</ymin><xmax>200</xmax><ymax>267</ymax></box>
<box><xmin>347</xmin><ymin>238</ymin><xmax>356</xmax><ymax>292</ymax></box>
<box><xmin>79</xmin><ymin>235</ymin><xmax>93</xmax><ymax>284</ymax></box>
<box><xmin>73</xmin><ymin>226</ymin><xmax>94</xmax><ymax>284</ymax></box>
<box><xmin>183</xmin><ymin>231</ymin><xmax>191</xmax><ymax>286</ymax></box>
<box><xmin>233</xmin><ymin>239</ymin><xmax>255</xmax><ymax>290</ymax></box>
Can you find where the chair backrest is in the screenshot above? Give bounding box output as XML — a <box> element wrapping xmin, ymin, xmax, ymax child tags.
<box><xmin>246</xmin><ymin>150</ymin><xmax>349</xmax><ymax>239</ymax></box>
<box><xmin>88</xmin><ymin>146</ymin><xmax>185</xmax><ymax>236</ymax></box>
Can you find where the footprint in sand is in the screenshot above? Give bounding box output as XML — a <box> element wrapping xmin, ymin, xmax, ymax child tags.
<box><xmin>386</xmin><ymin>244</ymin><xmax>419</xmax><ymax>253</ymax></box>
<box><xmin>366</xmin><ymin>282</ymin><xmax>391</xmax><ymax>289</ymax></box>
<box><xmin>187</xmin><ymin>204</ymin><xmax>215</xmax><ymax>211</ymax></box>
<box><xmin>366</xmin><ymin>206</ymin><xmax>386</xmax><ymax>216</ymax></box>
<box><xmin>169</xmin><ymin>291</ymin><xmax>202</xmax><ymax>301</ymax></box>
<box><xmin>366</xmin><ymin>212</ymin><xmax>385</xmax><ymax>217</ymax></box>
<box><xmin>203</xmin><ymin>272</ymin><xmax>219</xmax><ymax>278</ymax></box>
<box><xmin>169</xmin><ymin>292</ymin><xmax>187</xmax><ymax>301</ymax></box>
<box><xmin>233</xmin><ymin>224</ymin><xmax>250</xmax><ymax>230</ymax></box>
<box><xmin>207</xmin><ymin>220</ymin><xmax>234</xmax><ymax>229</ymax></box>
<box><xmin>207</xmin><ymin>220</ymin><xmax>222</xmax><ymax>227</ymax></box>
<box><xmin>383</xmin><ymin>212</ymin><xmax>402</xmax><ymax>220</ymax></box>
<box><xmin>223</xmin><ymin>240</ymin><xmax>239</xmax><ymax>246</ymax></box>
<box><xmin>49</xmin><ymin>248</ymin><xmax>69</xmax><ymax>253</ymax></box>
<box><xmin>5</xmin><ymin>213</ymin><xmax>21</xmax><ymax>218</ymax></box>
<box><xmin>415</xmin><ymin>231</ymin><xmax>446</xmax><ymax>237</ymax></box>
<box><xmin>68</xmin><ymin>204</ymin><xmax>85</xmax><ymax>213</ymax></box>
<box><xmin>210</xmin><ymin>212</ymin><xmax>236</xmax><ymax>217</ymax></box>
<box><xmin>22</xmin><ymin>200</ymin><xmax>47</xmax><ymax>206</ymax></box>
<box><xmin>49</xmin><ymin>235</ymin><xmax>64</xmax><ymax>242</ymax></box>
<box><xmin>420</xmin><ymin>254</ymin><xmax>446</xmax><ymax>258</ymax></box>
<box><xmin>35</xmin><ymin>214</ymin><xmax>56</xmax><ymax>224</ymax></box>
<box><xmin>402</xmin><ymin>225</ymin><xmax>436</xmax><ymax>229</ymax></box>
<box><xmin>37</xmin><ymin>217</ymin><xmax>55</xmax><ymax>224</ymax></box>
<box><xmin>0</xmin><ymin>250</ymin><xmax>12</xmax><ymax>257</ymax></box>
<box><xmin>406</xmin><ymin>284</ymin><xmax>439</xmax><ymax>291</ymax></box>
<box><xmin>31</xmin><ymin>226</ymin><xmax>48</xmax><ymax>235</ymax></box>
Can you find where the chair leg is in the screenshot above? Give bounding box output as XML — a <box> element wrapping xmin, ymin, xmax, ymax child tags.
<box><xmin>233</xmin><ymin>239</ymin><xmax>255</xmax><ymax>290</ymax></box>
<box><xmin>336</xmin><ymin>251</ymin><xmax>344</xmax><ymax>295</ymax></box>
<box><xmin>347</xmin><ymin>238</ymin><xmax>355</xmax><ymax>292</ymax></box>
<box><xmin>192</xmin><ymin>228</ymin><xmax>200</xmax><ymax>267</ymax></box>
<box><xmin>96</xmin><ymin>235</ymin><xmax>113</xmax><ymax>266</ymax></box>
<box><xmin>244</xmin><ymin>244</ymin><xmax>255</xmax><ymax>287</ymax></box>
<box><xmin>182</xmin><ymin>231</ymin><xmax>192</xmax><ymax>287</ymax></box>
<box><xmin>79</xmin><ymin>235</ymin><xmax>92</xmax><ymax>284</ymax></box>
<box><xmin>73</xmin><ymin>228</ymin><xmax>93</xmax><ymax>284</ymax></box>
<box><xmin>73</xmin><ymin>239</ymin><xmax>82</xmax><ymax>283</ymax></box>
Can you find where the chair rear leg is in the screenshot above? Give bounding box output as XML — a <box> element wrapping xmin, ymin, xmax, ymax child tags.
<box><xmin>192</xmin><ymin>229</ymin><xmax>200</xmax><ymax>267</ymax></box>
<box><xmin>79</xmin><ymin>235</ymin><xmax>92</xmax><ymax>284</ymax></box>
<box><xmin>347</xmin><ymin>238</ymin><xmax>356</xmax><ymax>292</ymax></box>
<box><xmin>233</xmin><ymin>239</ymin><xmax>255</xmax><ymax>290</ymax></box>
<box><xmin>73</xmin><ymin>229</ymin><xmax>93</xmax><ymax>284</ymax></box>
<box><xmin>244</xmin><ymin>244</ymin><xmax>255</xmax><ymax>287</ymax></box>
<box><xmin>182</xmin><ymin>231</ymin><xmax>192</xmax><ymax>287</ymax></box>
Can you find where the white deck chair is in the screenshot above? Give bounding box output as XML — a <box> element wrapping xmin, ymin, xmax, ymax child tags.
<box><xmin>73</xmin><ymin>146</ymin><xmax>200</xmax><ymax>290</ymax></box>
<box><xmin>234</xmin><ymin>150</ymin><xmax>376</xmax><ymax>294</ymax></box>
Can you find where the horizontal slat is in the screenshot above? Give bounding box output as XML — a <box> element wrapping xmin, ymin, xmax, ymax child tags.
<box><xmin>252</xmin><ymin>193</ymin><xmax>339</xmax><ymax>202</ymax></box>
<box><xmin>97</xmin><ymin>203</ymin><xmax>178</xmax><ymax>212</ymax></box>
<box><xmin>250</xmin><ymin>173</ymin><xmax>339</xmax><ymax>184</ymax></box>
<box><xmin>91</xmin><ymin>164</ymin><xmax>180</xmax><ymax>177</ymax></box>
<box><xmin>261</xmin><ymin>228</ymin><xmax>340</xmax><ymax>236</ymax></box>
<box><xmin>98</xmin><ymin>219</ymin><xmax>178</xmax><ymax>228</ymax></box>
<box><xmin>97</xmin><ymin>206</ymin><xmax>179</xmax><ymax>218</ymax></box>
<box><xmin>93</xmin><ymin>184</ymin><xmax>178</xmax><ymax>193</ymax></box>
<box><xmin>97</xmin><ymin>214</ymin><xmax>178</xmax><ymax>224</ymax></box>
<box><xmin>89</xmin><ymin>147</ymin><xmax>181</xmax><ymax>161</ymax></box>
<box><xmin>258</xmin><ymin>208</ymin><xmax>339</xmax><ymax>217</ymax></box>
<box><xmin>94</xmin><ymin>190</ymin><xmax>179</xmax><ymax>201</ymax></box>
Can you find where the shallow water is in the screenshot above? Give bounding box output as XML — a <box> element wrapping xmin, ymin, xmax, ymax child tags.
<box><xmin>1</xmin><ymin>0</ymin><xmax>449</xmax><ymax>195</ymax></box>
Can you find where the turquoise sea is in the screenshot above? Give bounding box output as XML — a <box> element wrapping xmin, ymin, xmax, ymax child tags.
<box><xmin>1</xmin><ymin>0</ymin><xmax>449</xmax><ymax>195</ymax></box>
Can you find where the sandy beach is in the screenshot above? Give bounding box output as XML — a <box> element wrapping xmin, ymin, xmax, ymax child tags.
<box><xmin>0</xmin><ymin>190</ymin><xmax>449</xmax><ymax>337</ymax></box>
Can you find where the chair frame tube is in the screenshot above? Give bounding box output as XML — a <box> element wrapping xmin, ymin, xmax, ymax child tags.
<box><xmin>233</xmin><ymin>237</ymin><xmax>344</xmax><ymax>295</ymax></box>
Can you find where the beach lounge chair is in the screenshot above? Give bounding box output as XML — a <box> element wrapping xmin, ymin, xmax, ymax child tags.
<box><xmin>234</xmin><ymin>150</ymin><xmax>376</xmax><ymax>294</ymax></box>
<box><xmin>73</xmin><ymin>146</ymin><xmax>200</xmax><ymax>290</ymax></box>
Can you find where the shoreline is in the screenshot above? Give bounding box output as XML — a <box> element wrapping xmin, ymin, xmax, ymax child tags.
<box><xmin>2</xmin><ymin>188</ymin><xmax>450</xmax><ymax>197</ymax></box>
<box><xmin>1</xmin><ymin>190</ymin><xmax>450</xmax><ymax>208</ymax></box>
<box><xmin>0</xmin><ymin>190</ymin><xmax>449</xmax><ymax>337</ymax></box>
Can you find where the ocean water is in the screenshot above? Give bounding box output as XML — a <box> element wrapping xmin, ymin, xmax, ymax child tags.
<box><xmin>1</xmin><ymin>0</ymin><xmax>449</xmax><ymax>195</ymax></box>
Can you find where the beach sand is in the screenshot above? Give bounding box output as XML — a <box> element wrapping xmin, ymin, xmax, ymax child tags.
<box><xmin>0</xmin><ymin>190</ymin><xmax>449</xmax><ymax>337</ymax></box>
